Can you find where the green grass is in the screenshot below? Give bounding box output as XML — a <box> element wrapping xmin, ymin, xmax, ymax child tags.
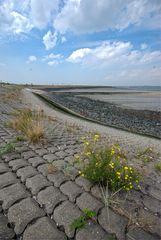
<box><xmin>0</xmin><ymin>143</ymin><xmax>15</xmax><ymax>157</ymax></box>
<box><xmin>154</xmin><ymin>163</ymin><xmax>161</xmax><ymax>172</ymax></box>
<box><xmin>71</xmin><ymin>208</ymin><xmax>96</xmax><ymax>230</ymax></box>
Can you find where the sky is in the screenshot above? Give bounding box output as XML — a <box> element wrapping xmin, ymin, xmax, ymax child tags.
<box><xmin>0</xmin><ymin>0</ymin><xmax>161</xmax><ymax>86</ymax></box>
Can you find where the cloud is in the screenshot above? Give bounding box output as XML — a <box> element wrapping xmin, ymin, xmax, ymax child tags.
<box><xmin>43</xmin><ymin>53</ymin><xmax>63</xmax><ymax>61</ymax></box>
<box><xmin>27</xmin><ymin>55</ymin><xmax>37</xmax><ymax>63</ymax></box>
<box><xmin>43</xmin><ymin>30</ymin><xmax>58</xmax><ymax>50</ymax></box>
<box><xmin>61</xmin><ymin>36</ymin><xmax>67</xmax><ymax>43</ymax></box>
<box><xmin>141</xmin><ymin>43</ymin><xmax>148</xmax><ymax>50</ymax></box>
<box><xmin>47</xmin><ymin>60</ymin><xmax>59</xmax><ymax>66</ymax></box>
<box><xmin>0</xmin><ymin>1</ymin><xmax>32</xmax><ymax>34</ymax></box>
<box><xmin>54</xmin><ymin>0</ymin><xmax>161</xmax><ymax>33</ymax></box>
<box><xmin>67</xmin><ymin>41</ymin><xmax>161</xmax><ymax>68</ymax></box>
<box><xmin>30</xmin><ymin>0</ymin><xmax>59</xmax><ymax>29</ymax></box>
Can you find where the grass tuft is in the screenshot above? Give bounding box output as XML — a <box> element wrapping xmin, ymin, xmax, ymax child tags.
<box><xmin>10</xmin><ymin>108</ymin><xmax>45</xmax><ymax>143</ymax></box>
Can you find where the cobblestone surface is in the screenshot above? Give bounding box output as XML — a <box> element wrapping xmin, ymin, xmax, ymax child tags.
<box><xmin>0</xmin><ymin>86</ymin><xmax>161</xmax><ymax>240</ymax></box>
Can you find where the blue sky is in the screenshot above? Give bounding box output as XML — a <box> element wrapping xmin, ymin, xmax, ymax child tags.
<box><xmin>0</xmin><ymin>0</ymin><xmax>161</xmax><ymax>86</ymax></box>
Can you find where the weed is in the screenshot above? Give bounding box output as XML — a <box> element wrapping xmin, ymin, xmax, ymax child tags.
<box><xmin>47</xmin><ymin>163</ymin><xmax>57</xmax><ymax>174</ymax></box>
<box><xmin>15</xmin><ymin>135</ymin><xmax>25</xmax><ymax>142</ymax></box>
<box><xmin>71</xmin><ymin>208</ymin><xmax>96</xmax><ymax>230</ymax></box>
<box><xmin>78</xmin><ymin>135</ymin><xmax>140</xmax><ymax>192</ymax></box>
<box><xmin>10</xmin><ymin>108</ymin><xmax>45</xmax><ymax>143</ymax></box>
<box><xmin>137</xmin><ymin>147</ymin><xmax>154</xmax><ymax>164</ymax></box>
<box><xmin>154</xmin><ymin>163</ymin><xmax>161</xmax><ymax>172</ymax></box>
<box><xmin>0</xmin><ymin>143</ymin><xmax>15</xmax><ymax>157</ymax></box>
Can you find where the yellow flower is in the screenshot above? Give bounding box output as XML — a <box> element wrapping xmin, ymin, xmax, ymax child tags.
<box><xmin>111</xmin><ymin>149</ymin><xmax>115</xmax><ymax>155</ymax></box>
<box><xmin>136</xmin><ymin>180</ymin><xmax>139</xmax><ymax>183</ymax></box>
<box><xmin>124</xmin><ymin>166</ymin><xmax>128</xmax><ymax>170</ymax></box>
<box><xmin>81</xmin><ymin>136</ymin><xmax>85</xmax><ymax>140</ymax></box>
<box><xmin>81</xmin><ymin>173</ymin><xmax>85</xmax><ymax>177</ymax></box>
<box><xmin>85</xmin><ymin>152</ymin><xmax>91</xmax><ymax>156</ymax></box>
<box><xmin>116</xmin><ymin>172</ymin><xmax>121</xmax><ymax>175</ymax></box>
<box><xmin>96</xmin><ymin>162</ymin><xmax>99</xmax><ymax>166</ymax></box>
<box><xmin>84</xmin><ymin>141</ymin><xmax>89</xmax><ymax>145</ymax></box>
<box><xmin>79</xmin><ymin>171</ymin><xmax>82</xmax><ymax>174</ymax></box>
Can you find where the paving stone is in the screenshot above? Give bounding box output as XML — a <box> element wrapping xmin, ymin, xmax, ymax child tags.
<box><xmin>3</xmin><ymin>153</ymin><xmax>21</xmax><ymax>162</ymax></box>
<box><xmin>15</xmin><ymin>146</ymin><xmax>29</xmax><ymax>153</ymax></box>
<box><xmin>0</xmin><ymin>214</ymin><xmax>15</xmax><ymax>240</ymax></box>
<box><xmin>0</xmin><ymin>183</ymin><xmax>30</xmax><ymax>210</ymax></box>
<box><xmin>60</xmin><ymin>181</ymin><xmax>82</xmax><ymax>202</ymax></box>
<box><xmin>91</xmin><ymin>185</ymin><xmax>102</xmax><ymax>200</ymax></box>
<box><xmin>53</xmin><ymin>160</ymin><xmax>66</xmax><ymax>170</ymax></box>
<box><xmin>143</xmin><ymin>195</ymin><xmax>161</xmax><ymax>214</ymax></box>
<box><xmin>8</xmin><ymin>198</ymin><xmax>45</xmax><ymax>235</ymax></box>
<box><xmin>21</xmin><ymin>151</ymin><xmax>36</xmax><ymax>160</ymax></box>
<box><xmin>55</xmin><ymin>151</ymin><xmax>67</xmax><ymax>158</ymax></box>
<box><xmin>126</xmin><ymin>227</ymin><xmax>160</xmax><ymax>240</ymax></box>
<box><xmin>98</xmin><ymin>207</ymin><xmax>128</xmax><ymax>240</ymax></box>
<box><xmin>37</xmin><ymin>164</ymin><xmax>49</xmax><ymax>176</ymax></box>
<box><xmin>76</xmin><ymin>221</ymin><xmax>111</xmax><ymax>240</ymax></box>
<box><xmin>53</xmin><ymin>200</ymin><xmax>81</xmax><ymax>238</ymax></box>
<box><xmin>47</xmin><ymin>146</ymin><xmax>58</xmax><ymax>153</ymax></box>
<box><xmin>26</xmin><ymin>174</ymin><xmax>52</xmax><ymax>195</ymax></box>
<box><xmin>23</xmin><ymin>216</ymin><xmax>67</xmax><ymax>240</ymax></box>
<box><xmin>75</xmin><ymin>176</ymin><xmax>92</xmax><ymax>192</ymax></box>
<box><xmin>43</xmin><ymin>154</ymin><xmax>57</xmax><ymax>162</ymax></box>
<box><xmin>47</xmin><ymin>171</ymin><xmax>69</xmax><ymax>187</ymax></box>
<box><xmin>0</xmin><ymin>172</ymin><xmax>18</xmax><ymax>189</ymax></box>
<box><xmin>9</xmin><ymin>159</ymin><xmax>29</xmax><ymax>171</ymax></box>
<box><xmin>63</xmin><ymin>166</ymin><xmax>79</xmax><ymax>180</ymax></box>
<box><xmin>28</xmin><ymin>156</ymin><xmax>45</xmax><ymax>167</ymax></box>
<box><xmin>76</xmin><ymin>192</ymin><xmax>103</xmax><ymax>214</ymax></box>
<box><xmin>17</xmin><ymin>166</ymin><xmax>38</xmax><ymax>182</ymax></box>
<box><xmin>37</xmin><ymin>186</ymin><xmax>67</xmax><ymax>214</ymax></box>
<box><xmin>0</xmin><ymin>163</ymin><xmax>11</xmax><ymax>174</ymax></box>
<box><xmin>138</xmin><ymin>208</ymin><xmax>161</xmax><ymax>236</ymax></box>
<box><xmin>35</xmin><ymin>148</ymin><xmax>48</xmax><ymax>156</ymax></box>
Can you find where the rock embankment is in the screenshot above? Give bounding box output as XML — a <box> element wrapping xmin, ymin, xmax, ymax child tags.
<box><xmin>46</xmin><ymin>92</ymin><xmax>161</xmax><ymax>138</ymax></box>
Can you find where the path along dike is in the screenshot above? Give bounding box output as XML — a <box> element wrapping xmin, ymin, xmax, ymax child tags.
<box><xmin>0</xmin><ymin>87</ymin><xmax>161</xmax><ymax>240</ymax></box>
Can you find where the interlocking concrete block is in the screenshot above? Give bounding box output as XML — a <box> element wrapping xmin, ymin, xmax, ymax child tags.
<box><xmin>0</xmin><ymin>214</ymin><xmax>15</xmax><ymax>240</ymax></box>
<box><xmin>0</xmin><ymin>163</ymin><xmax>11</xmax><ymax>174</ymax></box>
<box><xmin>8</xmin><ymin>198</ymin><xmax>45</xmax><ymax>235</ymax></box>
<box><xmin>47</xmin><ymin>171</ymin><xmax>69</xmax><ymax>187</ymax></box>
<box><xmin>0</xmin><ymin>183</ymin><xmax>30</xmax><ymax>210</ymax></box>
<box><xmin>60</xmin><ymin>181</ymin><xmax>82</xmax><ymax>202</ymax></box>
<box><xmin>9</xmin><ymin>159</ymin><xmax>29</xmax><ymax>171</ymax></box>
<box><xmin>53</xmin><ymin>200</ymin><xmax>81</xmax><ymax>238</ymax></box>
<box><xmin>28</xmin><ymin>156</ymin><xmax>45</xmax><ymax>167</ymax></box>
<box><xmin>76</xmin><ymin>221</ymin><xmax>111</xmax><ymax>240</ymax></box>
<box><xmin>17</xmin><ymin>166</ymin><xmax>38</xmax><ymax>182</ymax></box>
<box><xmin>23</xmin><ymin>217</ymin><xmax>67</xmax><ymax>240</ymax></box>
<box><xmin>35</xmin><ymin>148</ymin><xmax>48</xmax><ymax>156</ymax></box>
<box><xmin>75</xmin><ymin>176</ymin><xmax>92</xmax><ymax>192</ymax></box>
<box><xmin>98</xmin><ymin>207</ymin><xmax>128</xmax><ymax>240</ymax></box>
<box><xmin>0</xmin><ymin>172</ymin><xmax>18</xmax><ymax>190</ymax></box>
<box><xmin>37</xmin><ymin>186</ymin><xmax>67</xmax><ymax>214</ymax></box>
<box><xmin>76</xmin><ymin>192</ymin><xmax>103</xmax><ymax>214</ymax></box>
<box><xmin>126</xmin><ymin>227</ymin><xmax>160</xmax><ymax>240</ymax></box>
<box><xmin>26</xmin><ymin>174</ymin><xmax>52</xmax><ymax>195</ymax></box>
<box><xmin>21</xmin><ymin>151</ymin><xmax>36</xmax><ymax>160</ymax></box>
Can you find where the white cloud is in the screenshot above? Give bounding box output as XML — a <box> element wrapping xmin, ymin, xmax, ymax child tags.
<box><xmin>0</xmin><ymin>0</ymin><xmax>32</xmax><ymax>34</ymax></box>
<box><xmin>61</xmin><ymin>36</ymin><xmax>67</xmax><ymax>43</ymax></box>
<box><xmin>54</xmin><ymin>0</ymin><xmax>161</xmax><ymax>33</ymax></box>
<box><xmin>47</xmin><ymin>60</ymin><xmax>59</xmax><ymax>66</ymax></box>
<box><xmin>30</xmin><ymin>0</ymin><xmax>59</xmax><ymax>29</ymax></box>
<box><xmin>43</xmin><ymin>31</ymin><xmax>58</xmax><ymax>50</ymax></box>
<box><xmin>27</xmin><ymin>55</ymin><xmax>37</xmax><ymax>63</ymax></box>
<box><xmin>141</xmin><ymin>43</ymin><xmax>148</xmax><ymax>50</ymax></box>
<box><xmin>67</xmin><ymin>41</ymin><xmax>161</xmax><ymax>68</ymax></box>
<box><xmin>43</xmin><ymin>53</ymin><xmax>63</xmax><ymax>60</ymax></box>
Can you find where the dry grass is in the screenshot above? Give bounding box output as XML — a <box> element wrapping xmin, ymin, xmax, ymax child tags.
<box><xmin>10</xmin><ymin>108</ymin><xmax>45</xmax><ymax>143</ymax></box>
<box><xmin>0</xmin><ymin>85</ymin><xmax>22</xmax><ymax>103</ymax></box>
